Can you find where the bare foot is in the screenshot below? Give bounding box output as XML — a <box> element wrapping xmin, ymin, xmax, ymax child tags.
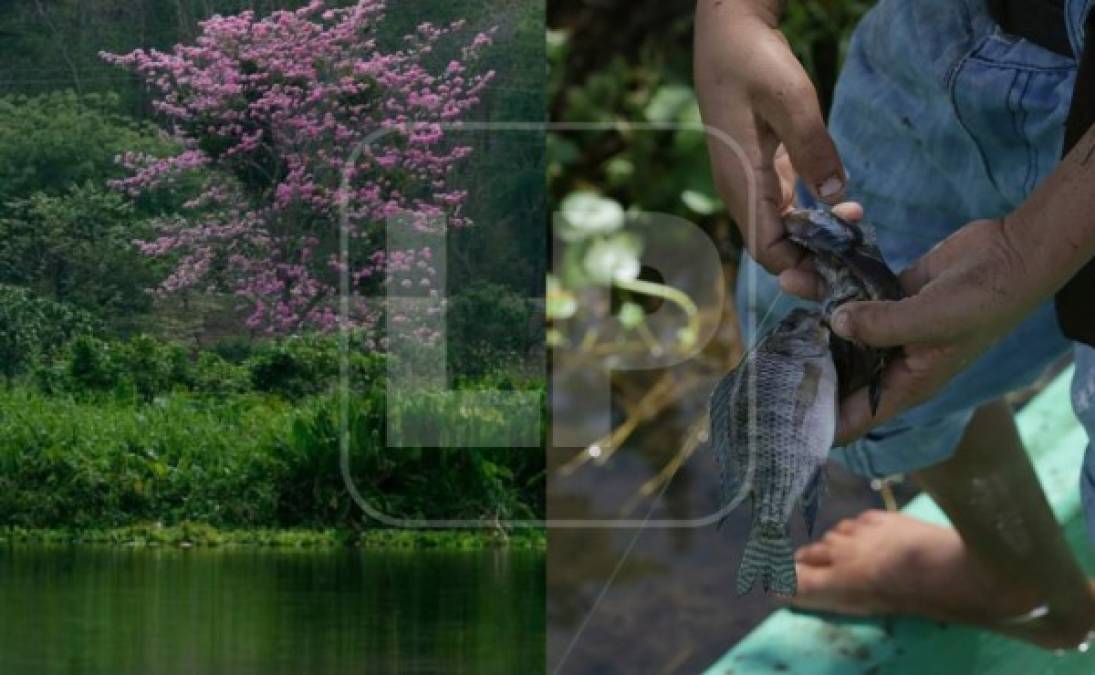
<box><xmin>791</xmin><ymin>510</ymin><xmax>1095</xmax><ymax>649</ymax></box>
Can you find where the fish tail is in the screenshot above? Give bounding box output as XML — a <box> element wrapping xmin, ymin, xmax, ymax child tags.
<box><xmin>737</xmin><ymin>527</ymin><xmax>796</xmax><ymax>596</ymax></box>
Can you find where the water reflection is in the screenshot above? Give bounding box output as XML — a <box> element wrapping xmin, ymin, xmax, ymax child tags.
<box><xmin>0</xmin><ymin>545</ymin><xmax>544</xmax><ymax>675</ymax></box>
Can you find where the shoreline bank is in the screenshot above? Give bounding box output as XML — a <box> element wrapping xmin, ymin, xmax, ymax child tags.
<box><xmin>1</xmin><ymin>524</ymin><xmax>547</xmax><ymax>551</ymax></box>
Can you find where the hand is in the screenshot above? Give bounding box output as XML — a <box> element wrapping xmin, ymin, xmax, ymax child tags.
<box><xmin>827</xmin><ymin>217</ymin><xmax>1046</xmax><ymax>444</ymax></box>
<box><xmin>694</xmin><ymin>0</ymin><xmax>847</xmax><ymax>277</ymax></box>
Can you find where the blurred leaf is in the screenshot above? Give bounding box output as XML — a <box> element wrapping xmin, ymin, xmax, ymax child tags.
<box><xmin>618</xmin><ymin>301</ymin><xmax>645</xmax><ymax>329</ymax></box>
<box><xmin>643</xmin><ymin>84</ymin><xmax>694</xmax><ymax>123</ymax></box>
<box><xmin>681</xmin><ymin>189</ymin><xmax>720</xmax><ymax>215</ymax></box>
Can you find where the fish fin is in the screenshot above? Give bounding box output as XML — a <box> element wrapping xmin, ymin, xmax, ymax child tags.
<box><xmin>709</xmin><ymin>370</ymin><xmax>743</xmax><ymax>512</ymax></box>
<box><xmin>869</xmin><ymin>377</ymin><xmax>882</xmax><ymax>417</ymax></box>
<box><xmin>802</xmin><ymin>469</ymin><xmax>825</xmax><ymax>537</ymax></box>
<box><xmin>737</xmin><ymin>525</ymin><xmax>796</xmax><ymax>596</ymax></box>
<box><xmin>868</xmin><ymin>353</ymin><xmax>887</xmax><ymax>416</ymax></box>
<box><xmin>716</xmin><ymin>490</ymin><xmax>747</xmax><ymax>531</ymax></box>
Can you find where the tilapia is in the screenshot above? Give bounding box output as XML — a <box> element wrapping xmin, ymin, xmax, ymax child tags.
<box><xmin>710</xmin><ymin>308</ymin><xmax>837</xmax><ymax>595</ymax></box>
<box><xmin>710</xmin><ymin>209</ymin><xmax>904</xmax><ymax>595</ymax></box>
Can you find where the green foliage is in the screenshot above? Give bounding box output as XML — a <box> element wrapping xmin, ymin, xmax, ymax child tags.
<box><xmin>65</xmin><ymin>335</ymin><xmax>120</xmax><ymax>392</ymax></box>
<box><xmin>37</xmin><ymin>333</ymin><xmax>384</xmax><ymax>402</ymax></box>
<box><xmin>122</xmin><ymin>334</ymin><xmax>193</xmax><ymax>402</ymax></box>
<box><xmin>447</xmin><ymin>282</ymin><xmax>540</xmax><ymax>378</ymax></box>
<box><xmin>245</xmin><ymin>333</ymin><xmax>388</xmax><ymax>399</ymax></box>
<box><xmin>548</xmin><ymin>2</ymin><xmax>706</xmax><ymax>226</ymax></box>
<box><xmin>0</xmin><ymin>182</ymin><xmax>157</xmax><ymax>319</ymax></box>
<box><xmin>0</xmin><ymin>388</ymin><xmax>291</xmax><ymax>528</ymax></box>
<box><xmin>191</xmin><ymin>352</ymin><xmax>251</xmax><ymax>397</ymax></box>
<box><xmin>0</xmin><ymin>379</ymin><xmax>545</xmax><ymax>529</ymax></box>
<box><xmin>37</xmin><ymin>334</ymin><xmax>190</xmax><ymax>402</ymax></box>
<box><xmin>0</xmin><ymin>92</ymin><xmax>169</xmax><ymax>209</ymax></box>
<box><xmin>247</xmin><ymin>335</ymin><xmax>342</xmax><ymax>400</ymax></box>
<box><xmin>0</xmin><ymin>1</ymin><xmax>547</xmax><ymax>540</ymax></box>
<box><xmin>0</xmin><ymin>285</ymin><xmax>97</xmax><ymax>379</ymax></box>
<box><xmin>274</xmin><ymin>388</ymin><xmax>545</xmax><ymax>526</ymax></box>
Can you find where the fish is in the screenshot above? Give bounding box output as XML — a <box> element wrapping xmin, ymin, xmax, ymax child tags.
<box><xmin>784</xmin><ymin>208</ymin><xmax>904</xmax><ymax>414</ymax></box>
<box><xmin>709</xmin><ymin>209</ymin><xmax>904</xmax><ymax>595</ymax></box>
<box><xmin>710</xmin><ymin>308</ymin><xmax>837</xmax><ymax>595</ymax></box>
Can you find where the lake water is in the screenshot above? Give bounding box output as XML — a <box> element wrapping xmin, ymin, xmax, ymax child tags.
<box><xmin>0</xmin><ymin>544</ymin><xmax>544</xmax><ymax>675</ymax></box>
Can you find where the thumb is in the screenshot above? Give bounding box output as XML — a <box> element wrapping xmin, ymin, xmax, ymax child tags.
<box><xmin>830</xmin><ymin>297</ymin><xmax>932</xmax><ymax>348</ymax></box>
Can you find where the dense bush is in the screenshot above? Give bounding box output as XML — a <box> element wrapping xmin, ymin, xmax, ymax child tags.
<box><xmin>248</xmin><ymin>336</ymin><xmax>344</xmax><ymax>400</ymax></box>
<box><xmin>0</xmin><ymin>285</ymin><xmax>98</xmax><ymax>380</ymax></box>
<box><xmin>35</xmin><ymin>333</ymin><xmax>386</xmax><ymax>402</ymax></box>
<box><xmin>0</xmin><ymin>92</ymin><xmax>172</xmax><ymax>211</ymax></box>
<box><xmin>0</xmin><ymin>390</ymin><xmax>292</xmax><ymax>527</ymax></box>
<box><xmin>447</xmin><ymin>282</ymin><xmax>540</xmax><ymax>378</ymax></box>
<box><xmin>37</xmin><ymin>334</ymin><xmax>192</xmax><ymax>402</ymax></box>
<box><xmin>0</xmin><ymin>381</ymin><xmax>545</xmax><ymax>529</ymax></box>
<box><xmin>0</xmin><ymin>183</ymin><xmax>158</xmax><ymax>320</ymax></box>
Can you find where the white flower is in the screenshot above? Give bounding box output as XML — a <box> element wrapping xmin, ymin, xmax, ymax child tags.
<box><xmin>557</xmin><ymin>191</ymin><xmax>625</xmax><ymax>241</ymax></box>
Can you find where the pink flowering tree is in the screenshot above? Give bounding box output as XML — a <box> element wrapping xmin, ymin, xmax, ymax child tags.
<box><xmin>102</xmin><ymin>0</ymin><xmax>494</xmax><ymax>334</ymax></box>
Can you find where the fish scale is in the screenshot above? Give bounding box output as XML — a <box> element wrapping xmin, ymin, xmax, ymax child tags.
<box><xmin>710</xmin><ymin>208</ymin><xmax>903</xmax><ymax>596</ymax></box>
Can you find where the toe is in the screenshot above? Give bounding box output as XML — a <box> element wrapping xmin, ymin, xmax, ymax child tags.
<box><xmin>795</xmin><ymin>542</ymin><xmax>832</xmax><ymax>566</ymax></box>
<box><xmin>833</xmin><ymin>518</ymin><xmax>858</xmax><ymax>535</ymax></box>
<box><xmin>792</xmin><ymin>565</ymin><xmax>873</xmax><ymax>617</ymax></box>
<box><xmin>822</xmin><ymin>529</ymin><xmax>849</xmax><ymax>548</ymax></box>
<box><xmin>790</xmin><ymin>563</ymin><xmax>828</xmax><ymax>609</ymax></box>
<box><xmin>857</xmin><ymin>509</ymin><xmax>887</xmax><ymax>524</ymax></box>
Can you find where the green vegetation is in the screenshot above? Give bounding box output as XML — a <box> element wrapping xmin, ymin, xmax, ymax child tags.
<box><xmin>0</xmin><ymin>92</ymin><xmax>171</xmax><ymax>208</ymax></box>
<box><xmin>0</xmin><ymin>183</ymin><xmax>159</xmax><ymax>318</ymax></box>
<box><xmin>0</xmin><ymin>0</ymin><xmax>545</xmax><ymax>548</ymax></box>
<box><xmin>0</xmin><ymin>334</ymin><xmax>544</xmax><ymax>532</ymax></box>
<box><xmin>0</xmin><ymin>285</ymin><xmax>98</xmax><ymax>380</ymax></box>
<box><xmin>1</xmin><ymin>524</ymin><xmax>546</xmax><ymax>550</ymax></box>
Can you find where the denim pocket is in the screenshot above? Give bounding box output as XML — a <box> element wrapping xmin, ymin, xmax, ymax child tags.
<box><xmin>948</xmin><ymin>33</ymin><xmax>1075</xmax><ymax>208</ymax></box>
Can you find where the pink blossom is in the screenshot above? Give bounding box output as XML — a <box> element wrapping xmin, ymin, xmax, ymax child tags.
<box><xmin>103</xmin><ymin>0</ymin><xmax>493</xmax><ymax>334</ymax></box>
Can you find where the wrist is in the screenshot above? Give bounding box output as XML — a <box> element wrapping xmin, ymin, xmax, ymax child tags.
<box><xmin>1004</xmin><ymin>124</ymin><xmax>1095</xmax><ymax>295</ymax></box>
<box><xmin>696</xmin><ymin>0</ymin><xmax>782</xmax><ymax>28</ymax></box>
<box><xmin>1003</xmin><ymin>206</ymin><xmax>1094</xmax><ymax>303</ymax></box>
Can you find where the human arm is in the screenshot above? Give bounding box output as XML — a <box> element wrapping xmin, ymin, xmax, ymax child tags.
<box><xmin>829</xmin><ymin>123</ymin><xmax>1095</xmax><ymax>443</ymax></box>
<box><xmin>694</xmin><ymin>0</ymin><xmax>848</xmax><ymax>276</ymax></box>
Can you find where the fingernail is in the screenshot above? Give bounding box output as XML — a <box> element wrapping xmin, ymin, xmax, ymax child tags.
<box><xmin>817</xmin><ymin>174</ymin><xmax>844</xmax><ymax>200</ymax></box>
<box><xmin>831</xmin><ymin>309</ymin><xmax>851</xmax><ymax>336</ymax></box>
